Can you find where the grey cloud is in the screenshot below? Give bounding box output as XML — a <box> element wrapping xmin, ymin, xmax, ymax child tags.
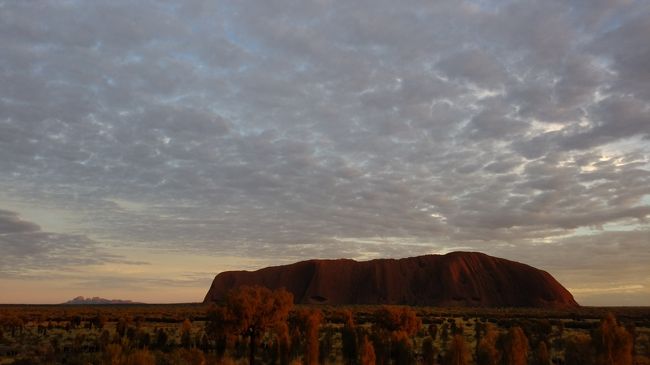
<box><xmin>464</xmin><ymin>104</ymin><xmax>526</xmax><ymax>140</ymax></box>
<box><xmin>592</xmin><ymin>9</ymin><xmax>650</xmax><ymax>99</ymax></box>
<box><xmin>438</xmin><ymin>49</ymin><xmax>508</xmax><ymax>89</ymax></box>
<box><xmin>0</xmin><ymin>209</ymin><xmax>145</xmax><ymax>277</ymax></box>
<box><xmin>0</xmin><ymin>209</ymin><xmax>40</xmax><ymax>233</ymax></box>
<box><xmin>560</xmin><ymin>95</ymin><xmax>650</xmax><ymax>150</ymax></box>
<box><xmin>0</xmin><ymin>0</ymin><xmax>649</xmax><ymax>304</ymax></box>
<box><xmin>479</xmin><ymin>1</ymin><xmax>575</xmax><ymax>67</ymax></box>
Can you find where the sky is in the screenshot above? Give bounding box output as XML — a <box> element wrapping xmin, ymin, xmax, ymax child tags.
<box><xmin>0</xmin><ymin>0</ymin><xmax>649</xmax><ymax>306</ymax></box>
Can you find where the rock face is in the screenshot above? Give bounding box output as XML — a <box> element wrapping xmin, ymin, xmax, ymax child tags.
<box><xmin>204</xmin><ymin>252</ymin><xmax>578</xmax><ymax>308</ymax></box>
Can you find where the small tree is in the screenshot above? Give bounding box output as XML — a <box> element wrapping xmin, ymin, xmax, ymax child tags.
<box><xmin>205</xmin><ymin>304</ymin><xmax>229</xmax><ymax>357</ymax></box>
<box><xmin>341</xmin><ymin>310</ymin><xmax>359</xmax><ymax>365</ymax></box>
<box><xmin>124</xmin><ymin>349</ymin><xmax>156</xmax><ymax>365</ymax></box>
<box><xmin>565</xmin><ymin>333</ymin><xmax>594</xmax><ymax>365</ymax></box>
<box><xmin>360</xmin><ymin>335</ymin><xmax>376</xmax><ymax>365</ymax></box>
<box><xmin>153</xmin><ymin>328</ymin><xmax>169</xmax><ymax>350</ymax></box>
<box><xmin>374</xmin><ymin>306</ymin><xmax>421</xmax><ymax>336</ymax></box>
<box><xmin>295</xmin><ymin>309</ymin><xmax>323</xmax><ymax>365</ymax></box>
<box><xmin>501</xmin><ymin>326</ymin><xmax>529</xmax><ymax>365</ymax></box>
<box><xmin>441</xmin><ymin>323</ymin><xmax>450</xmax><ymax>348</ymax></box>
<box><xmin>422</xmin><ymin>336</ymin><xmax>437</xmax><ymax>365</ymax></box>
<box><xmin>477</xmin><ymin>323</ymin><xmax>500</xmax><ymax>365</ymax></box>
<box><xmin>221</xmin><ymin>285</ymin><xmax>294</xmax><ymax>365</ymax></box>
<box><xmin>444</xmin><ymin>334</ymin><xmax>470</xmax><ymax>365</ymax></box>
<box><xmin>274</xmin><ymin>321</ymin><xmax>291</xmax><ymax>365</ymax></box>
<box><xmin>534</xmin><ymin>341</ymin><xmax>550</xmax><ymax>365</ymax></box>
<box><xmin>593</xmin><ymin>313</ymin><xmax>633</xmax><ymax>365</ymax></box>
<box><xmin>372</xmin><ymin>306</ymin><xmax>421</xmax><ymax>364</ymax></box>
<box><xmin>320</xmin><ymin>326</ymin><xmax>336</xmax><ymax>364</ymax></box>
<box><xmin>181</xmin><ymin>318</ymin><xmax>193</xmax><ymax>349</ymax></box>
<box><xmin>116</xmin><ymin>317</ymin><xmax>127</xmax><ymax>338</ymax></box>
<box><xmin>428</xmin><ymin>323</ymin><xmax>438</xmax><ymax>341</ymax></box>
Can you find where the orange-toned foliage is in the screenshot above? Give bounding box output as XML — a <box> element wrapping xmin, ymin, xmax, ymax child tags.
<box><xmin>295</xmin><ymin>309</ymin><xmax>322</xmax><ymax>365</ymax></box>
<box><xmin>360</xmin><ymin>335</ymin><xmax>376</xmax><ymax>365</ymax></box>
<box><xmin>477</xmin><ymin>323</ymin><xmax>500</xmax><ymax>365</ymax></box>
<box><xmin>501</xmin><ymin>326</ymin><xmax>529</xmax><ymax>365</ymax></box>
<box><xmin>444</xmin><ymin>334</ymin><xmax>470</xmax><ymax>365</ymax></box>
<box><xmin>222</xmin><ymin>285</ymin><xmax>294</xmax><ymax>365</ymax></box>
<box><xmin>594</xmin><ymin>313</ymin><xmax>633</xmax><ymax>365</ymax></box>
<box><xmin>373</xmin><ymin>306</ymin><xmax>421</xmax><ymax>336</ymax></box>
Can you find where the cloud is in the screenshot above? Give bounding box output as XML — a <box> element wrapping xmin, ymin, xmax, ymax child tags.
<box><xmin>438</xmin><ymin>49</ymin><xmax>508</xmax><ymax>89</ymax></box>
<box><xmin>570</xmin><ymin>285</ymin><xmax>644</xmax><ymax>295</ymax></box>
<box><xmin>0</xmin><ymin>209</ymin><xmax>41</xmax><ymax>233</ymax></box>
<box><xmin>0</xmin><ymin>209</ymin><xmax>145</xmax><ymax>277</ymax></box>
<box><xmin>0</xmin><ymin>0</ymin><xmax>649</xmax><ymax>303</ymax></box>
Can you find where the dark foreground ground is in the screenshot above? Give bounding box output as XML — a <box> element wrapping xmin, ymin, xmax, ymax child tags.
<box><xmin>1</xmin><ymin>303</ymin><xmax>649</xmax><ymax>364</ymax></box>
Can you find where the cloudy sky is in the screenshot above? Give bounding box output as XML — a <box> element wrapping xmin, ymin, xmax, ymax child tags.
<box><xmin>1</xmin><ymin>0</ymin><xmax>649</xmax><ymax>305</ymax></box>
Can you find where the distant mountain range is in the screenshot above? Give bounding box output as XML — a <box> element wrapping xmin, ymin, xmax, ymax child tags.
<box><xmin>63</xmin><ymin>296</ymin><xmax>141</xmax><ymax>305</ymax></box>
<box><xmin>205</xmin><ymin>251</ymin><xmax>578</xmax><ymax>308</ymax></box>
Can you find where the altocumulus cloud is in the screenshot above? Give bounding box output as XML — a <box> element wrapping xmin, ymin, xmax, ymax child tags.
<box><xmin>0</xmin><ymin>209</ymin><xmax>145</xmax><ymax>278</ymax></box>
<box><xmin>0</xmin><ymin>0</ymin><xmax>649</xmax><ymax>304</ymax></box>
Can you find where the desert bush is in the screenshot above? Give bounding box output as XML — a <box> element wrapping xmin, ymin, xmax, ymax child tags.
<box><xmin>181</xmin><ymin>318</ymin><xmax>193</xmax><ymax>349</ymax></box>
<box><xmin>124</xmin><ymin>349</ymin><xmax>156</xmax><ymax>365</ymax></box>
<box><xmin>592</xmin><ymin>313</ymin><xmax>633</xmax><ymax>365</ymax></box>
<box><xmin>533</xmin><ymin>341</ymin><xmax>549</xmax><ymax>365</ymax></box>
<box><xmin>443</xmin><ymin>334</ymin><xmax>470</xmax><ymax>365</ymax></box>
<box><xmin>153</xmin><ymin>328</ymin><xmax>169</xmax><ymax>350</ymax></box>
<box><xmin>221</xmin><ymin>286</ymin><xmax>294</xmax><ymax>365</ymax></box>
<box><xmin>341</xmin><ymin>309</ymin><xmax>359</xmax><ymax>365</ymax></box>
<box><xmin>371</xmin><ymin>306</ymin><xmax>420</xmax><ymax>365</ymax></box>
<box><xmin>427</xmin><ymin>323</ymin><xmax>438</xmax><ymax>341</ymax></box>
<box><xmin>422</xmin><ymin>336</ymin><xmax>437</xmax><ymax>365</ymax></box>
<box><xmin>205</xmin><ymin>305</ymin><xmax>229</xmax><ymax>356</ymax></box>
<box><xmin>373</xmin><ymin>306</ymin><xmax>421</xmax><ymax>336</ymax></box>
<box><xmin>294</xmin><ymin>309</ymin><xmax>322</xmax><ymax>365</ymax></box>
<box><xmin>565</xmin><ymin>333</ymin><xmax>594</xmax><ymax>365</ymax></box>
<box><xmin>441</xmin><ymin>322</ymin><xmax>450</xmax><ymax>347</ymax></box>
<box><xmin>274</xmin><ymin>321</ymin><xmax>291</xmax><ymax>365</ymax></box>
<box><xmin>392</xmin><ymin>330</ymin><xmax>416</xmax><ymax>365</ymax></box>
<box><xmin>500</xmin><ymin>326</ymin><xmax>529</xmax><ymax>365</ymax></box>
<box><xmin>319</xmin><ymin>326</ymin><xmax>335</xmax><ymax>364</ymax></box>
<box><xmin>477</xmin><ymin>323</ymin><xmax>499</xmax><ymax>365</ymax></box>
<box><xmin>360</xmin><ymin>335</ymin><xmax>376</xmax><ymax>365</ymax></box>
